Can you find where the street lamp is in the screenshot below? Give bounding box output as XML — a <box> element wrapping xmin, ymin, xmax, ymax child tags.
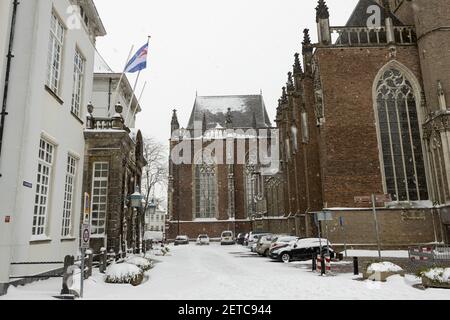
<box><xmin>129</xmin><ymin>191</ymin><xmax>144</xmax><ymax>209</ymax></box>
<box><xmin>129</xmin><ymin>189</ymin><xmax>144</xmax><ymax>253</ymax></box>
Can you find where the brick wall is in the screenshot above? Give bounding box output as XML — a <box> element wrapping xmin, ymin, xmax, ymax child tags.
<box><xmin>83</xmin><ymin>130</ymin><xmax>143</xmax><ymax>253</ymax></box>
<box><xmin>315</xmin><ymin>46</ymin><xmax>423</xmax><ymax>208</ymax></box>
<box><xmin>413</xmin><ymin>0</ymin><xmax>450</xmax><ymax>111</ymax></box>
<box><xmin>318</xmin><ymin>208</ymin><xmax>443</xmax><ymax>248</ymax></box>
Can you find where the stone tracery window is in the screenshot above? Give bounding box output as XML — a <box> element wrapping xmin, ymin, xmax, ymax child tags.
<box><xmin>244</xmin><ymin>163</ymin><xmax>257</xmax><ymax>218</ymax></box>
<box><xmin>266</xmin><ymin>177</ymin><xmax>284</xmax><ymax>217</ymax></box>
<box><xmin>194</xmin><ymin>164</ymin><xmax>217</xmax><ymax>219</ymax></box>
<box><xmin>376</xmin><ymin>68</ymin><xmax>428</xmax><ymax>202</ymax></box>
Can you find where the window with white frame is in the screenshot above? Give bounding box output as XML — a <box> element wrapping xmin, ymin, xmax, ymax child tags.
<box><xmin>71</xmin><ymin>49</ymin><xmax>85</xmax><ymax>117</ymax></box>
<box><xmin>32</xmin><ymin>139</ymin><xmax>55</xmax><ymax>236</ymax></box>
<box><xmin>376</xmin><ymin>68</ymin><xmax>428</xmax><ymax>202</ymax></box>
<box><xmin>91</xmin><ymin>162</ymin><xmax>109</xmax><ymax>236</ymax></box>
<box><xmin>61</xmin><ymin>155</ymin><xmax>77</xmax><ymax>237</ymax></box>
<box><xmin>46</xmin><ymin>12</ymin><xmax>65</xmax><ymax>94</ymax></box>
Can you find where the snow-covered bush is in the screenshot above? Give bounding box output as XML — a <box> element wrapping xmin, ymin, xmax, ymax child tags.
<box><xmin>126</xmin><ymin>256</ymin><xmax>154</xmax><ymax>271</ymax></box>
<box><xmin>367</xmin><ymin>262</ymin><xmax>403</xmax><ymax>273</ymax></box>
<box><xmin>144</xmin><ymin>252</ymin><xmax>154</xmax><ymax>260</ymax></box>
<box><xmin>421</xmin><ymin>268</ymin><xmax>450</xmax><ymax>284</ymax></box>
<box><xmin>105</xmin><ymin>263</ymin><xmax>144</xmax><ymax>286</ymax></box>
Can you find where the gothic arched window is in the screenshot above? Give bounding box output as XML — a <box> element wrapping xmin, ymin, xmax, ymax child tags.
<box><xmin>266</xmin><ymin>177</ymin><xmax>284</xmax><ymax>217</ymax></box>
<box><xmin>376</xmin><ymin>68</ymin><xmax>428</xmax><ymax>202</ymax></box>
<box><xmin>244</xmin><ymin>163</ymin><xmax>256</xmax><ymax>218</ymax></box>
<box><xmin>194</xmin><ymin>164</ymin><xmax>217</xmax><ymax>219</ymax></box>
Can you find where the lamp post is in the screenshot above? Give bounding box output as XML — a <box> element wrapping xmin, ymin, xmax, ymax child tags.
<box><xmin>147</xmin><ymin>200</ymin><xmax>157</xmax><ymax>249</ymax></box>
<box><xmin>129</xmin><ymin>189</ymin><xmax>144</xmax><ymax>253</ymax></box>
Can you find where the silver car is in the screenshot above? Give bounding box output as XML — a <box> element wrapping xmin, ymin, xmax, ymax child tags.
<box><xmin>196</xmin><ymin>234</ymin><xmax>210</xmax><ymax>245</ymax></box>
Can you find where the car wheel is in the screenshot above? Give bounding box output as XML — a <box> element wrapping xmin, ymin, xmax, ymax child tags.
<box><xmin>264</xmin><ymin>249</ymin><xmax>269</xmax><ymax>257</ymax></box>
<box><xmin>281</xmin><ymin>253</ymin><xmax>291</xmax><ymax>263</ymax></box>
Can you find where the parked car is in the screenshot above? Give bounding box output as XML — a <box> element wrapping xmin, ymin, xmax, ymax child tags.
<box><xmin>196</xmin><ymin>234</ymin><xmax>210</xmax><ymax>245</ymax></box>
<box><xmin>270</xmin><ymin>238</ymin><xmax>335</xmax><ymax>263</ymax></box>
<box><xmin>244</xmin><ymin>231</ymin><xmax>268</xmax><ymax>247</ymax></box>
<box><xmin>246</xmin><ymin>232</ymin><xmax>270</xmax><ymax>249</ymax></box>
<box><xmin>236</xmin><ymin>233</ymin><xmax>247</xmax><ymax>245</ymax></box>
<box><xmin>256</xmin><ymin>234</ymin><xmax>275</xmax><ymax>256</ymax></box>
<box><xmin>174</xmin><ymin>235</ymin><xmax>189</xmax><ymax>246</ymax></box>
<box><xmin>250</xmin><ymin>233</ymin><xmax>271</xmax><ymax>253</ymax></box>
<box><xmin>221</xmin><ymin>231</ymin><xmax>235</xmax><ymax>245</ymax></box>
<box><xmin>269</xmin><ymin>235</ymin><xmax>299</xmax><ymax>255</ymax></box>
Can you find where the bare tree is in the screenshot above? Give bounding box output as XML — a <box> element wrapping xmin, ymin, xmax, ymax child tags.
<box><xmin>142</xmin><ymin>137</ymin><xmax>168</xmax><ymax>213</ymax></box>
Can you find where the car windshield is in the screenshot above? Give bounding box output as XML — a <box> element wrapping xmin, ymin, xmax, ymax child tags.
<box><xmin>199</xmin><ymin>235</ymin><xmax>208</xmax><ymax>239</ymax></box>
<box><xmin>294</xmin><ymin>238</ymin><xmax>331</xmax><ymax>248</ymax></box>
<box><xmin>278</xmin><ymin>237</ymin><xmax>298</xmax><ymax>243</ymax></box>
<box><xmin>222</xmin><ymin>232</ymin><xmax>232</xmax><ymax>237</ymax></box>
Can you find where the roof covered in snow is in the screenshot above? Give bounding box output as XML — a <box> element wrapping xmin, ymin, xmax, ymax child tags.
<box><xmin>187</xmin><ymin>95</ymin><xmax>272</xmax><ymax>130</ymax></box>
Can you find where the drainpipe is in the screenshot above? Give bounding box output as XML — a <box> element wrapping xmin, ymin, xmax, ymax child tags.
<box><xmin>107</xmin><ymin>77</ymin><xmax>112</xmax><ymax>113</ymax></box>
<box><xmin>303</xmin><ymin>148</ymin><xmax>311</xmax><ymax>237</ymax></box>
<box><xmin>0</xmin><ymin>0</ymin><xmax>19</xmax><ymax>178</ymax></box>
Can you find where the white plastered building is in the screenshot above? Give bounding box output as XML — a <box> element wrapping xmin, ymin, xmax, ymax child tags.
<box><xmin>0</xmin><ymin>0</ymin><xmax>106</xmax><ymax>295</ymax></box>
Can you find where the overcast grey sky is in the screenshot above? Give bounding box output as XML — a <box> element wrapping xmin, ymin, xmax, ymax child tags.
<box><xmin>94</xmin><ymin>0</ymin><xmax>358</xmax><ymax>144</ymax></box>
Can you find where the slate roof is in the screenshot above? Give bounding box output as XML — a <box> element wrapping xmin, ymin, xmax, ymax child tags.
<box><xmin>345</xmin><ymin>0</ymin><xmax>404</xmax><ymax>27</ymax></box>
<box><xmin>187</xmin><ymin>95</ymin><xmax>272</xmax><ymax>130</ymax></box>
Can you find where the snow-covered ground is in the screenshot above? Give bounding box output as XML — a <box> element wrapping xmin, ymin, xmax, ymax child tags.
<box><xmin>1</xmin><ymin>244</ymin><xmax>449</xmax><ymax>300</ymax></box>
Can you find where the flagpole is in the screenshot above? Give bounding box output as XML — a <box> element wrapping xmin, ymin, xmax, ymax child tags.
<box><xmin>127</xmin><ymin>81</ymin><xmax>147</xmax><ymax>127</ymax></box>
<box><xmin>124</xmin><ymin>36</ymin><xmax>151</xmax><ymax>125</ymax></box>
<box><xmin>110</xmin><ymin>45</ymin><xmax>134</xmax><ymax>116</ymax></box>
<box><xmin>124</xmin><ymin>70</ymin><xmax>142</xmax><ymax>124</ymax></box>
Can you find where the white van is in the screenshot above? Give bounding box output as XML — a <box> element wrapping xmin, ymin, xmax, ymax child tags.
<box><xmin>220</xmin><ymin>231</ymin><xmax>235</xmax><ymax>245</ymax></box>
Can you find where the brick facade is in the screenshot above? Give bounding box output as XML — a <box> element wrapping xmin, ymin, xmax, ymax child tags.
<box><xmin>167</xmin><ymin>1</ymin><xmax>450</xmax><ymax>246</ymax></box>
<box><xmin>274</xmin><ymin>0</ymin><xmax>450</xmax><ymax>247</ymax></box>
<box><xmin>167</xmin><ymin>97</ymin><xmax>287</xmax><ymax>239</ymax></box>
<box><xmin>82</xmin><ymin>107</ymin><xmax>146</xmax><ymax>253</ymax></box>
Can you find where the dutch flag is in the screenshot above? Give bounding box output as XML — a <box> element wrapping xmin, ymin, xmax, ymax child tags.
<box><xmin>124</xmin><ymin>43</ymin><xmax>149</xmax><ymax>73</ymax></box>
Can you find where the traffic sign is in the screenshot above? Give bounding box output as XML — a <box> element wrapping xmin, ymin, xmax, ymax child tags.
<box><xmin>81</xmin><ymin>224</ymin><xmax>90</xmax><ymax>249</ymax></box>
<box><xmin>83</xmin><ymin>193</ymin><xmax>90</xmax><ymax>223</ymax></box>
<box><xmin>355</xmin><ymin>194</ymin><xmax>392</xmax><ymax>204</ymax></box>
<box><xmin>316</xmin><ymin>211</ymin><xmax>333</xmax><ymax>222</ymax></box>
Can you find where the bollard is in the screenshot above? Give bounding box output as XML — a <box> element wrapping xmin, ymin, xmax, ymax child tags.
<box><xmin>61</xmin><ymin>255</ymin><xmax>74</xmax><ymax>295</ymax></box>
<box><xmin>312</xmin><ymin>254</ymin><xmax>317</xmax><ymax>272</ymax></box>
<box><xmin>353</xmin><ymin>257</ymin><xmax>359</xmax><ymax>276</ymax></box>
<box><xmin>86</xmin><ymin>251</ymin><xmax>93</xmax><ymax>279</ymax></box>
<box><xmin>321</xmin><ymin>254</ymin><xmax>326</xmax><ymax>276</ymax></box>
<box><xmin>99</xmin><ymin>248</ymin><xmax>107</xmax><ymax>274</ymax></box>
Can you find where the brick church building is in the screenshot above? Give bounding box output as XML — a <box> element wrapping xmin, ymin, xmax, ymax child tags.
<box><xmin>275</xmin><ymin>0</ymin><xmax>450</xmax><ymax>247</ymax></box>
<box><xmin>167</xmin><ymin>0</ymin><xmax>450</xmax><ymax>246</ymax></box>
<box><xmin>167</xmin><ymin>95</ymin><xmax>285</xmax><ymax>239</ymax></box>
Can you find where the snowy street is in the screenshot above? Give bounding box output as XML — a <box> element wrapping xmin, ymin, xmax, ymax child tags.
<box><xmin>1</xmin><ymin>244</ymin><xmax>450</xmax><ymax>300</ymax></box>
